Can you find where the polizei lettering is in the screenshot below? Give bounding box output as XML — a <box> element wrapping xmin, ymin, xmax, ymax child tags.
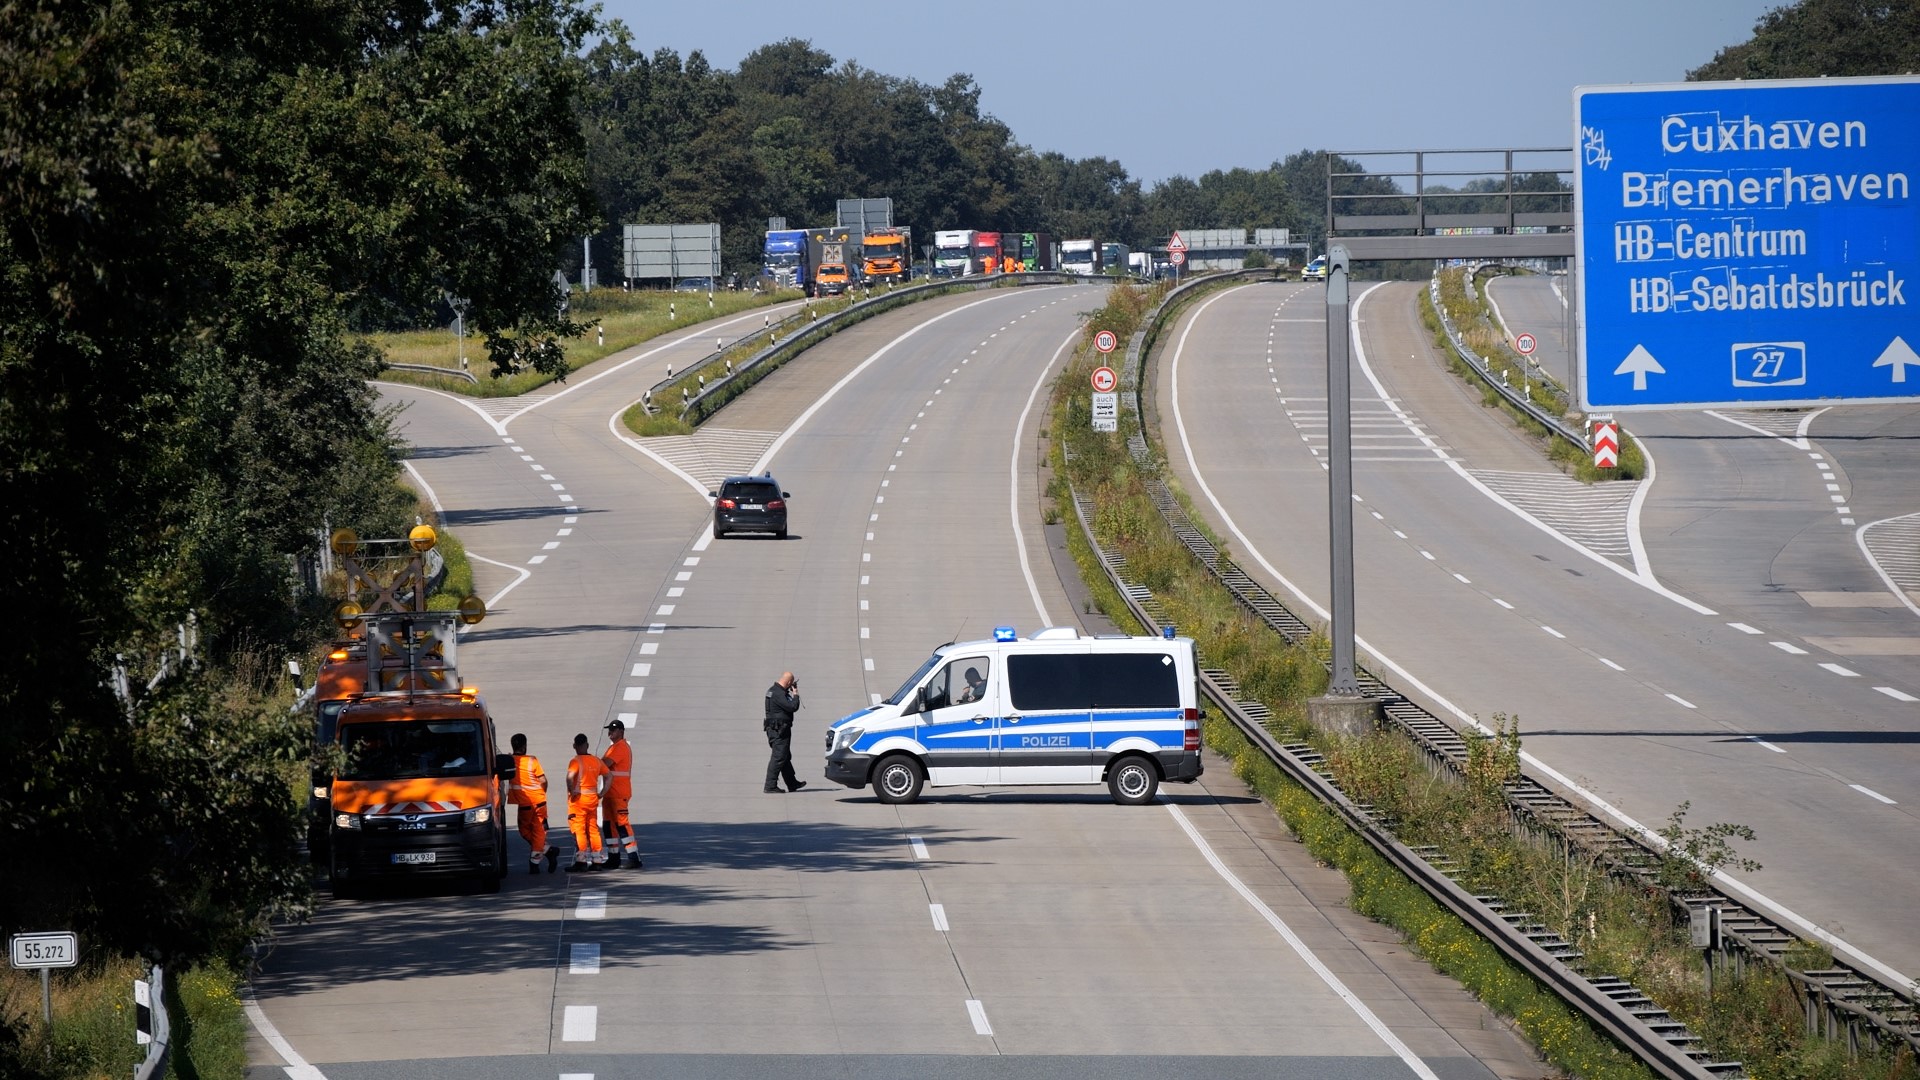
<box><xmin>1019</xmin><ymin>735</ymin><xmax>1072</xmax><ymax>747</ymax></box>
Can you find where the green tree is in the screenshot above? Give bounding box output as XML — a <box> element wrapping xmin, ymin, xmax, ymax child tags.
<box><xmin>0</xmin><ymin>5</ymin><xmax>602</xmax><ymax>1053</ymax></box>
<box><xmin>1689</xmin><ymin>0</ymin><xmax>1920</xmax><ymax>80</ymax></box>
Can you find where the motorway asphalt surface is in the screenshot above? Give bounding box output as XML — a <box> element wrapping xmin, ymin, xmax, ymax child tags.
<box><xmin>246</xmin><ymin>285</ymin><xmax>1544</xmax><ymax>1079</ymax></box>
<box><xmin>1158</xmin><ymin>277</ymin><xmax>1919</xmax><ymax>986</ymax></box>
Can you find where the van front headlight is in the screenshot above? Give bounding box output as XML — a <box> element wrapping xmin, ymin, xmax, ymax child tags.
<box><xmin>831</xmin><ymin>726</ymin><xmax>862</xmax><ymax>752</ymax></box>
<box><xmin>464</xmin><ymin>806</ymin><xmax>492</xmax><ymax>825</ymax></box>
<box><xmin>333</xmin><ymin>812</ymin><xmax>361</xmax><ymax>831</ymax></box>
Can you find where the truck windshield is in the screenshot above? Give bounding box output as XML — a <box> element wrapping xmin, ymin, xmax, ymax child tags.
<box><xmin>766</xmin><ymin>253</ymin><xmax>799</xmax><ymax>269</ymax></box>
<box><xmin>883</xmin><ymin>653</ymin><xmax>944</xmax><ymax>705</ymax></box>
<box><xmin>339</xmin><ymin>719</ymin><xmax>485</xmax><ymax>781</ymax></box>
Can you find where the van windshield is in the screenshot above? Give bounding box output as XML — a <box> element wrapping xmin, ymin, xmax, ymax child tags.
<box><xmin>339</xmin><ymin>719</ymin><xmax>484</xmax><ymax>781</ymax></box>
<box><xmin>883</xmin><ymin>653</ymin><xmax>943</xmax><ymax>705</ymax></box>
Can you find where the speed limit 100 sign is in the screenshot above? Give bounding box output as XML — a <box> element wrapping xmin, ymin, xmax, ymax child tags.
<box><xmin>1090</xmin><ymin>366</ymin><xmax>1118</xmax><ymax>393</ymax></box>
<box><xmin>1093</xmin><ymin>329</ymin><xmax>1118</xmax><ymax>353</ymax></box>
<box><xmin>1514</xmin><ymin>332</ymin><xmax>1537</xmax><ymax>355</ymax></box>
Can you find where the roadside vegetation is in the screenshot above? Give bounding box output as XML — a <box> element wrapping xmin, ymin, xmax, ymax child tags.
<box><xmin>1049</xmin><ymin>281</ymin><xmax>1919</xmax><ymax>1080</ymax></box>
<box><xmin>375</xmin><ymin>286</ymin><xmax>800</xmax><ymax>398</ymax></box>
<box><xmin>1425</xmin><ymin>266</ymin><xmax>1647</xmax><ymax>483</ymax></box>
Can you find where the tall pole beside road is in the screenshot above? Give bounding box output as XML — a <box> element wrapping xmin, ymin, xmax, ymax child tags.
<box><xmin>1311</xmin><ymin>246</ymin><xmax>1380</xmax><ymax>735</ymax></box>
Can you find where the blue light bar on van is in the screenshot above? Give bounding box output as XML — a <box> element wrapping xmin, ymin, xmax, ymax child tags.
<box><xmin>993</xmin><ymin>626</ymin><xmax>1017</xmax><ymax>642</ymax></box>
<box><xmin>1161</xmin><ymin>625</ymin><xmax>1176</xmax><ymax>639</ymax></box>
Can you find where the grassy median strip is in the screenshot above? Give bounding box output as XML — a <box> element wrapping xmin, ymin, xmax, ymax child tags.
<box><xmin>1426</xmin><ymin>268</ymin><xmax>1646</xmax><ymax>483</ymax></box>
<box><xmin>1051</xmin><ymin>280</ymin><xmax>1918</xmax><ymax>1080</ymax></box>
<box><xmin>373</xmin><ymin>287</ymin><xmax>800</xmax><ymax>398</ymax></box>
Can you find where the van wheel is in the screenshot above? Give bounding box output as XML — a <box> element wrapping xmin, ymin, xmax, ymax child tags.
<box><xmin>872</xmin><ymin>754</ymin><xmax>924</xmax><ymax>804</ymax></box>
<box><xmin>1108</xmin><ymin>756</ymin><xmax>1159</xmax><ymax>805</ymax></box>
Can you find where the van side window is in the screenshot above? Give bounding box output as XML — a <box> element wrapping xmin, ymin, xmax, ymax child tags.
<box><xmin>925</xmin><ymin>656</ymin><xmax>990</xmax><ymax>711</ymax></box>
<box><xmin>1007</xmin><ymin>653</ymin><xmax>1179</xmax><ymax>710</ymax></box>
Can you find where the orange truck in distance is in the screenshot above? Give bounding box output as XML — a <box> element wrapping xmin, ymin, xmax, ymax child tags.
<box><xmin>861</xmin><ymin>227</ymin><xmax>910</xmax><ymax>284</ymax></box>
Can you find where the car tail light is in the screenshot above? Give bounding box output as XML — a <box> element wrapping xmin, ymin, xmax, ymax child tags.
<box><xmin>717</xmin><ymin>498</ymin><xmax>736</xmax><ymax>509</ymax></box>
<box><xmin>1183</xmin><ymin>707</ymin><xmax>1201</xmax><ymax>751</ymax></box>
<box><xmin>766</xmin><ymin>499</ymin><xmax>785</xmax><ymax>511</ymax></box>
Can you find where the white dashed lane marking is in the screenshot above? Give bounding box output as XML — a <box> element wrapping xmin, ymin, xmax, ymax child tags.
<box><xmin>909</xmin><ymin>836</ymin><xmax>929</xmax><ymax>860</ymax></box>
<box><xmin>1852</xmin><ymin>784</ymin><xmax>1898</xmax><ymax>805</ymax></box>
<box><xmin>569</xmin><ymin>943</ymin><xmax>600</xmax><ymax>974</ymax></box>
<box><xmin>561</xmin><ymin>1005</ymin><xmax>596</xmax><ymax>1042</ymax></box>
<box><xmin>929</xmin><ymin>904</ymin><xmax>949</xmax><ymax>932</ymax></box>
<box><xmin>575</xmin><ymin>891</ymin><xmax>606</xmax><ymax>919</ymax></box>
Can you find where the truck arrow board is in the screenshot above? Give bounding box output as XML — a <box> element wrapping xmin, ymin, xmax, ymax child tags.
<box><xmin>1613</xmin><ymin>344</ymin><xmax>1666</xmax><ymax>391</ymax></box>
<box><xmin>1873</xmin><ymin>335</ymin><xmax>1917</xmax><ymax>382</ymax></box>
<box><xmin>1575</xmin><ymin>76</ymin><xmax>1920</xmax><ymax>410</ymax></box>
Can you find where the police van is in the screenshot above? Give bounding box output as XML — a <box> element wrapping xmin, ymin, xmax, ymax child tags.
<box><xmin>824</xmin><ymin>627</ymin><xmax>1203</xmax><ymax>805</ymax></box>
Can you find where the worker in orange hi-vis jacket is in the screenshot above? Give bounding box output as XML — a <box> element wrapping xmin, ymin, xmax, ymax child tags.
<box><xmin>565</xmin><ymin>732</ymin><xmax>608</xmax><ymax>872</ymax></box>
<box><xmin>600</xmin><ymin>719</ymin><xmax>642</xmax><ymax>870</ymax></box>
<box><xmin>509</xmin><ymin>733</ymin><xmax>559</xmax><ymax>874</ymax></box>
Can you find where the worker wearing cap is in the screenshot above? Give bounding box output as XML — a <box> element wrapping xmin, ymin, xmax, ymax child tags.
<box><xmin>565</xmin><ymin>733</ymin><xmax>608</xmax><ymax>872</ymax></box>
<box><xmin>600</xmin><ymin>719</ymin><xmax>641</xmax><ymax>869</ymax></box>
<box><xmin>508</xmin><ymin>733</ymin><xmax>559</xmax><ymax>874</ymax></box>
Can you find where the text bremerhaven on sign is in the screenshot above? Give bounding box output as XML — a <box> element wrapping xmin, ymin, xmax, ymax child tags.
<box><xmin>1574</xmin><ymin>76</ymin><xmax>1920</xmax><ymax>410</ymax></box>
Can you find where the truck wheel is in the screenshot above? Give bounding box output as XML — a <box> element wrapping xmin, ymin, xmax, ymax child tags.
<box><xmin>329</xmin><ymin>868</ymin><xmax>358</xmax><ymax>901</ymax></box>
<box><xmin>872</xmin><ymin>754</ymin><xmax>924</xmax><ymax>805</ymax></box>
<box><xmin>1107</xmin><ymin>756</ymin><xmax>1159</xmax><ymax>805</ymax></box>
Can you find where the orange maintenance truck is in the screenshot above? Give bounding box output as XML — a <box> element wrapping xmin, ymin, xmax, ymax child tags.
<box><xmin>860</xmin><ymin>227</ymin><xmax>910</xmax><ymax>284</ymax></box>
<box><xmin>317</xmin><ymin>525</ymin><xmax>503</xmax><ymax>897</ymax></box>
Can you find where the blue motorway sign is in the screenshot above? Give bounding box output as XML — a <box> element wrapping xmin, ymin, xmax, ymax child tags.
<box><xmin>1575</xmin><ymin>77</ymin><xmax>1920</xmax><ymax>410</ymax></box>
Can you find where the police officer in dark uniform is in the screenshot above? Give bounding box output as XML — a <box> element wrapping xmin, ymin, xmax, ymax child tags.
<box><xmin>763</xmin><ymin>671</ymin><xmax>806</xmax><ymax>793</ymax></box>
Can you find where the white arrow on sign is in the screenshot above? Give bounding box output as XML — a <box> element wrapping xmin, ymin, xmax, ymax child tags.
<box><xmin>1872</xmin><ymin>335</ymin><xmax>1917</xmax><ymax>383</ymax></box>
<box><xmin>1614</xmin><ymin>344</ymin><xmax>1666</xmax><ymax>391</ymax></box>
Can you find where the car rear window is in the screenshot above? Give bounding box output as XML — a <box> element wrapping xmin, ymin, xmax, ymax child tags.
<box><xmin>726</xmin><ymin>482</ymin><xmax>780</xmax><ymax>502</ymax></box>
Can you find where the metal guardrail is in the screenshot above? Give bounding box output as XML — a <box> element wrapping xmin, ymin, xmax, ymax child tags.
<box><xmin>1089</xmin><ymin>273</ymin><xmax>1920</xmax><ymax>1068</ymax></box>
<box><xmin>1064</xmin><ymin>479</ymin><xmax>1733</xmax><ymax>1080</ymax></box>
<box><xmin>1428</xmin><ymin>270</ymin><xmax>1585</xmax><ymax>451</ymax></box>
<box><xmin>674</xmin><ymin>272</ymin><xmax>1102</xmax><ymax>424</ymax></box>
<box><xmin>383</xmin><ymin>361</ymin><xmax>478</xmax><ymax>385</ymax></box>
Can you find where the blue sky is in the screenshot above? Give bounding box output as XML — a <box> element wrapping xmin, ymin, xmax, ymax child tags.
<box><xmin>597</xmin><ymin>0</ymin><xmax>1782</xmax><ymax>185</ymax></box>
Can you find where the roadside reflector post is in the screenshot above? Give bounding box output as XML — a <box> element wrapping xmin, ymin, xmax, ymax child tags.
<box><xmin>1310</xmin><ymin>245</ymin><xmax>1381</xmax><ymax>737</ymax></box>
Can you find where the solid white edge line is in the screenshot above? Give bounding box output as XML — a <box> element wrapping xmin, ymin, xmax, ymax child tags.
<box><xmin>1168</xmin><ymin>276</ymin><xmax>1917</xmax><ymax>993</ymax></box>
<box><xmin>1851</xmin><ymin>784</ymin><xmax>1897</xmax><ymax>805</ymax></box>
<box><xmin>1011</xmin><ymin>328</ymin><xmax>1080</xmax><ymax>627</ymax></box>
<box><xmin>466</xmin><ymin>552</ymin><xmax>533</xmax><ymax>611</ymax></box>
<box><xmin>1855</xmin><ymin>515</ymin><xmax>1920</xmax><ymax>620</ymax></box>
<box><xmin>1351</xmin><ymin>285</ymin><xmax>1710</xmax><ymax>613</ymax></box>
<box><xmin>242</xmin><ymin>989</ymin><xmax>330</xmax><ymax>1080</ymax></box>
<box><xmin>503</xmin><ymin>302</ymin><xmax>805</xmax><ymax>428</ymax></box>
<box><xmin>401</xmin><ymin>459</ymin><xmax>446</xmax><ymax>515</ymax></box>
<box><xmin>1164</xmin><ymin>802</ymin><xmax>1441</xmax><ymax>1080</ymax></box>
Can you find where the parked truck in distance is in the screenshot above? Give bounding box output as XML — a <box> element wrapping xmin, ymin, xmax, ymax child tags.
<box><xmin>971</xmin><ymin>231</ymin><xmax>1004</xmax><ymax>275</ymax></box>
<box><xmin>933</xmin><ymin>229</ymin><xmax>973</xmax><ymax>277</ymax></box>
<box><xmin>1061</xmin><ymin>238</ymin><xmax>1100</xmax><ymax>276</ymax></box>
<box><xmin>1019</xmin><ymin>232</ymin><xmax>1057</xmax><ymax>272</ymax></box>
<box><xmin>862</xmin><ymin>227</ymin><xmax>911</xmax><ymax>284</ymax></box>
<box><xmin>762</xmin><ymin>228</ymin><xmax>809</xmax><ymax>291</ymax></box>
<box><xmin>809</xmin><ymin>227</ymin><xmax>855</xmax><ymax>296</ymax></box>
<box><xmin>1101</xmin><ymin>242</ymin><xmax>1131</xmax><ymax>277</ymax></box>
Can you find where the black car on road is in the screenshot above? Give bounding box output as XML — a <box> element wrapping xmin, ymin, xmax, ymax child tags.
<box><xmin>711</xmin><ymin>475</ymin><xmax>789</xmax><ymax>538</ymax></box>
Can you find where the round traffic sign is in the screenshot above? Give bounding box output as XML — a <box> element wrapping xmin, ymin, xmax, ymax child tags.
<box><xmin>1514</xmin><ymin>332</ymin><xmax>1537</xmax><ymax>355</ymax></box>
<box><xmin>1091</xmin><ymin>366</ymin><xmax>1118</xmax><ymax>393</ymax></box>
<box><xmin>1169</xmin><ymin>250</ymin><xmax>1186</xmax><ymax>265</ymax></box>
<box><xmin>1094</xmin><ymin>329</ymin><xmax>1118</xmax><ymax>354</ymax></box>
